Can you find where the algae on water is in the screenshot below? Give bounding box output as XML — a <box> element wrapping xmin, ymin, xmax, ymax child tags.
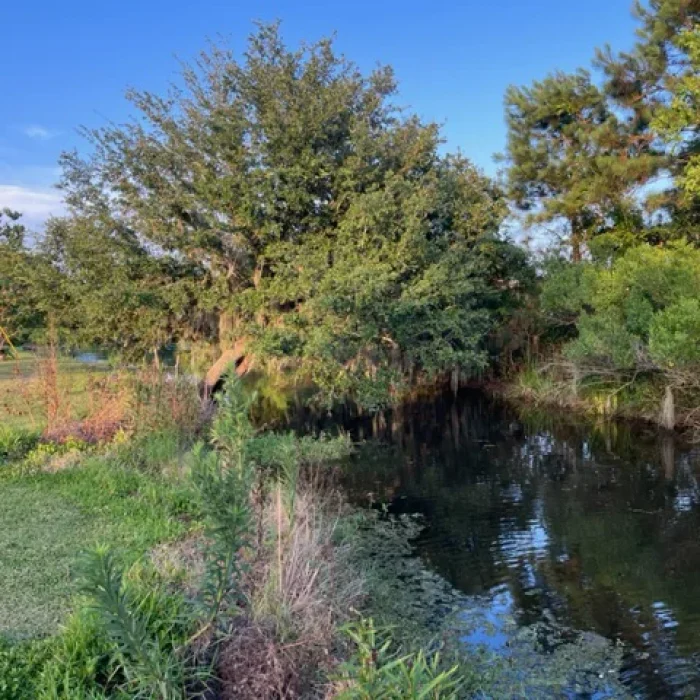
<box><xmin>349</xmin><ymin>511</ymin><xmax>631</xmax><ymax>698</ymax></box>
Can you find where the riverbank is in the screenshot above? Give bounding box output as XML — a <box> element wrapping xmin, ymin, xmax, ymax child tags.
<box><xmin>0</xmin><ymin>371</ymin><xmax>482</xmax><ymax>699</ymax></box>
<box><xmin>489</xmin><ymin>364</ymin><xmax>700</xmax><ymax>438</ymax></box>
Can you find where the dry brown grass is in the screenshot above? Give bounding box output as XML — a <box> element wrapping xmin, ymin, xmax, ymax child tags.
<box><xmin>2</xmin><ymin>349</ymin><xmax>211</xmax><ymax>445</ymax></box>
<box><xmin>43</xmin><ymin>371</ymin><xmax>132</xmax><ymax>443</ymax></box>
<box><xmin>128</xmin><ymin>367</ymin><xmax>211</xmax><ymax>438</ymax></box>
<box><xmin>218</xmin><ymin>471</ymin><xmax>364</xmax><ymax>700</ymax></box>
<box><xmin>218</xmin><ymin>619</ymin><xmax>309</xmax><ymax>700</ymax></box>
<box><xmin>253</xmin><ymin>482</ymin><xmax>363</xmax><ymax>642</ymax></box>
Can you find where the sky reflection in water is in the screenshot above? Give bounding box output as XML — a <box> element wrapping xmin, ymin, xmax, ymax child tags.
<box><xmin>333</xmin><ymin>391</ymin><xmax>700</xmax><ymax>699</ymax></box>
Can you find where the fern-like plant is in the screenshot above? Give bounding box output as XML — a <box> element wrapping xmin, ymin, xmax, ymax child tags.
<box><xmin>190</xmin><ymin>444</ymin><xmax>253</xmax><ymax>626</ymax></box>
<box><xmin>190</xmin><ymin>373</ymin><xmax>255</xmax><ymax>628</ymax></box>
<box><xmin>79</xmin><ymin>546</ymin><xmax>188</xmax><ymax>700</ymax></box>
<box><xmin>335</xmin><ymin>618</ymin><xmax>464</xmax><ymax>700</ymax></box>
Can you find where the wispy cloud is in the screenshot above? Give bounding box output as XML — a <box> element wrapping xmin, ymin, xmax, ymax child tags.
<box><xmin>22</xmin><ymin>125</ymin><xmax>58</xmax><ymax>141</ymax></box>
<box><xmin>0</xmin><ymin>185</ymin><xmax>64</xmax><ymax>228</ymax></box>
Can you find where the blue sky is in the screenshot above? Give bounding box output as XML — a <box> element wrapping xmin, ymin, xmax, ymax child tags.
<box><xmin>1</xmin><ymin>0</ymin><xmax>639</xmax><ymax>228</ymax></box>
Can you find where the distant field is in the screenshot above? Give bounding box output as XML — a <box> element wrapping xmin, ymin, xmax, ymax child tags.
<box><xmin>0</xmin><ymin>354</ymin><xmax>110</xmax><ymax>431</ymax></box>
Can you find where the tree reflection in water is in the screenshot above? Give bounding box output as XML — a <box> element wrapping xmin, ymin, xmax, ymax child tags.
<box><xmin>325</xmin><ymin>391</ymin><xmax>700</xmax><ymax>699</ymax></box>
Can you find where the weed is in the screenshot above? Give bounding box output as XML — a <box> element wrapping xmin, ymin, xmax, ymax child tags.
<box><xmin>79</xmin><ymin>547</ymin><xmax>194</xmax><ymax>700</ymax></box>
<box><xmin>0</xmin><ymin>426</ymin><xmax>39</xmax><ymax>465</ymax></box>
<box><xmin>0</xmin><ymin>637</ymin><xmax>52</xmax><ymax>700</ymax></box>
<box><xmin>333</xmin><ymin>618</ymin><xmax>464</xmax><ymax>699</ymax></box>
<box><xmin>129</xmin><ymin>369</ymin><xmax>208</xmax><ymax>439</ymax></box>
<box><xmin>189</xmin><ymin>376</ymin><xmax>256</xmax><ymax>630</ymax></box>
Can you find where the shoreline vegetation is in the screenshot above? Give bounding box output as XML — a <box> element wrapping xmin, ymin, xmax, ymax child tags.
<box><xmin>0</xmin><ymin>361</ymin><xmax>487</xmax><ymax>699</ymax></box>
<box><xmin>0</xmin><ymin>355</ymin><xmax>636</xmax><ymax>699</ymax></box>
<box><xmin>492</xmin><ymin>360</ymin><xmax>700</xmax><ymax>439</ymax></box>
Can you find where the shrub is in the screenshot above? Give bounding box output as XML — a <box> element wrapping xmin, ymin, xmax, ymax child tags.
<box><xmin>79</xmin><ymin>547</ymin><xmax>194</xmax><ymax>700</ymax></box>
<box><xmin>114</xmin><ymin>428</ymin><xmax>189</xmax><ymax>476</ymax></box>
<box><xmin>543</xmin><ymin>242</ymin><xmax>700</xmax><ymax>374</ymax></box>
<box><xmin>129</xmin><ymin>370</ymin><xmax>207</xmax><ymax>439</ymax></box>
<box><xmin>649</xmin><ymin>297</ymin><xmax>700</xmax><ymax>369</ymax></box>
<box><xmin>20</xmin><ymin>436</ymin><xmax>91</xmax><ymax>473</ymax></box>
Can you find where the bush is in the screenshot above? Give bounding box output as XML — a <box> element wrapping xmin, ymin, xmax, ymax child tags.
<box><xmin>649</xmin><ymin>297</ymin><xmax>700</xmax><ymax>369</ymax></box>
<box><xmin>565</xmin><ymin>312</ymin><xmax>637</xmax><ymax>369</ymax></box>
<box><xmin>129</xmin><ymin>371</ymin><xmax>206</xmax><ymax>439</ymax></box>
<box><xmin>542</xmin><ymin>243</ymin><xmax>700</xmax><ymax>370</ymax></box>
<box><xmin>113</xmin><ymin>428</ymin><xmax>189</xmax><ymax>475</ymax></box>
<box><xmin>78</xmin><ymin>547</ymin><xmax>195</xmax><ymax>700</ymax></box>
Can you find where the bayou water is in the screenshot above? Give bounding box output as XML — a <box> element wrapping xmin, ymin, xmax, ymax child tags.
<box><xmin>302</xmin><ymin>390</ymin><xmax>700</xmax><ymax>698</ymax></box>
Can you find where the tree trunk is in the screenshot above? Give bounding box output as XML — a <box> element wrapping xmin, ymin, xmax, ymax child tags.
<box><xmin>218</xmin><ymin>312</ymin><xmax>238</xmax><ymax>352</ymax></box>
<box><xmin>660</xmin><ymin>385</ymin><xmax>675</xmax><ymax>431</ymax></box>
<box><xmin>450</xmin><ymin>367</ymin><xmax>460</xmax><ymax>396</ymax></box>
<box><xmin>568</xmin><ymin>216</ymin><xmax>584</xmax><ymax>263</ymax></box>
<box><xmin>571</xmin><ymin>229</ymin><xmax>582</xmax><ymax>263</ymax></box>
<box><xmin>571</xmin><ymin>365</ymin><xmax>580</xmax><ymax>398</ymax></box>
<box><xmin>204</xmin><ymin>338</ymin><xmax>250</xmax><ymax>392</ymax></box>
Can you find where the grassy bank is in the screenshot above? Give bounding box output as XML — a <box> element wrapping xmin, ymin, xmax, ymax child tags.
<box><xmin>496</xmin><ymin>362</ymin><xmax>700</xmax><ymax>437</ymax></box>
<box><xmin>0</xmin><ymin>449</ymin><xmax>194</xmax><ymax>640</ymax></box>
<box><xmin>0</xmin><ymin>367</ymin><xmax>480</xmax><ymax>699</ymax></box>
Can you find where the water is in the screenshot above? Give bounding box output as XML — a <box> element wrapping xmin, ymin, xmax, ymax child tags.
<box><xmin>328</xmin><ymin>390</ymin><xmax>700</xmax><ymax>699</ymax></box>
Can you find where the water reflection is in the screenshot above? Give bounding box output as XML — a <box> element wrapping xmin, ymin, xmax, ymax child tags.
<box><xmin>329</xmin><ymin>391</ymin><xmax>700</xmax><ymax>699</ymax></box>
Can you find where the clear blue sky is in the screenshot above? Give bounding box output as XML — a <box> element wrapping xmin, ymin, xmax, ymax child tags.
<box><xmin>1</xmin><ymin>0</ymin><xmax>639</xmax><ymax>227</ymax></box>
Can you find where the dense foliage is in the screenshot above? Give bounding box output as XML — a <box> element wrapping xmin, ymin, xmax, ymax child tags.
<box><xmin>502</xmin><ymin>70</ymin><xmax>659</xmax><ymax>260</ymax></box>
<box><xmin>500</xmin><ymin>0</ymin><xmax>700</xmax><ymax>427</ymax></box>
<box><xmin>543</xmin><ymin>242</ymin><xmax>700</xmax><ymax>373</ymax></box>
<box><xmin>7</xmin><ymin>24</ymin><xmax>528</xmax><ymax>403</ymax></box>
<box><xmin>0</xmin><ymin>210</ymin><xmax>48</xmax><ymax>350</ymax></box>
<box><xmin>2</xmin><ymin>3</ymin><xmax>700</xmax><ymax>419</ymax></box>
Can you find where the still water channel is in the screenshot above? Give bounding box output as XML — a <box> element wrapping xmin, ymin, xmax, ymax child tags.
<box><xmin>302</xmin><ymin>390</ymin><xmax>700</xmax><ymax>698</ymax></box>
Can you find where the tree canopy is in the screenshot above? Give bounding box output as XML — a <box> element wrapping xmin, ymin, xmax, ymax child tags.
<box><xmin>44</xmin><ymin>23</ymin><xmax>529</xmax><ymax>403</ymax></box>
<box><xmin>502</xmin><ymin>70</ymin><xmax>660</xmax><ymax>260</ymax></box>
<box><xmin>543</xmin><ymin>242</ymin><xmax>700</xmax><ymax>374</ymax></box>
<box><xmin>504</xmin><ymin>0</ymin><xmax>700</xmax><ymax>257</ymax></box>
<box><xmin>0</xmin><ymin>209</ymin><xmax>54</xmax><ymax>350</ymax></box>
<box><xmin>6</xmin><ymin>7</ymin><xmax>700</xmax><ymax>416</ymax></box>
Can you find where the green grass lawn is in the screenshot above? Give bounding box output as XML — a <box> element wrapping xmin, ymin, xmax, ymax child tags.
<box><xmin>0</xmin><ymin>446</ymin><xmax>198</xmax><ymax>641</ymax></box>
<box><xmin>0</xmin><ymin>483</ymin><xmax>95</xmax><ymax>639</ymax></box>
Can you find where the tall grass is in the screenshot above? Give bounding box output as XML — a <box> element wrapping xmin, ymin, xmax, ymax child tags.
<box><xmin>334</xmin><ymin>618</ymin><xmax>464</xmax><ymax>699</ymax></box>
<box><xmin>1</xmin><ymin>372</ymin><xmax>476</xmax><ymax>699</ymax></box>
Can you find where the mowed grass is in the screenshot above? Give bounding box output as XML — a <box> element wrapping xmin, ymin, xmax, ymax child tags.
<box><xmin>0</xmin><ymin>482</ymin><xmax>95</xmax><ymax>639</ymax></box>
<box><xmin>0</xmin><ymin>444</ymin><xmax>199</xmax><ymax>641</ymax></box>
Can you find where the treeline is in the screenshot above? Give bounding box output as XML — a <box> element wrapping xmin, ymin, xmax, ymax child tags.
<box><xmin>501</xmin><ymin>0</ymin><xmax>700</xmax><ymax>428</ymax></box>
<box><xmin>1</xmin><ymin>1</ymin><xmax>699</xmax><ymax>416</ymax></box>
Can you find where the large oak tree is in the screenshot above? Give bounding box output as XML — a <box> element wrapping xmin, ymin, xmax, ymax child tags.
<box><xmin>50</xmin><ymin>24</ymin><xmax>529</xmax><ymax>402</ymax></box>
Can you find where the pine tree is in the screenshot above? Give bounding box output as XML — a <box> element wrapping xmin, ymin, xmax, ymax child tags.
<box><xmin>502</xmin><ymin>70</ymin><xmax>661</xmax><ymax>261</ymax></box>
<box><xmin>596</xmin><ymin>0</ymin><xmax>700</xmax><ymax>237</ymax></box>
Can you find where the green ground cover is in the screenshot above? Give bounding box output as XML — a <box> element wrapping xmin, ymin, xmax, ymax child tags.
<box><xmin>0</xmin><ymin>440</ymin><xmax>198</xmax><ymax>641</ymax></box>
